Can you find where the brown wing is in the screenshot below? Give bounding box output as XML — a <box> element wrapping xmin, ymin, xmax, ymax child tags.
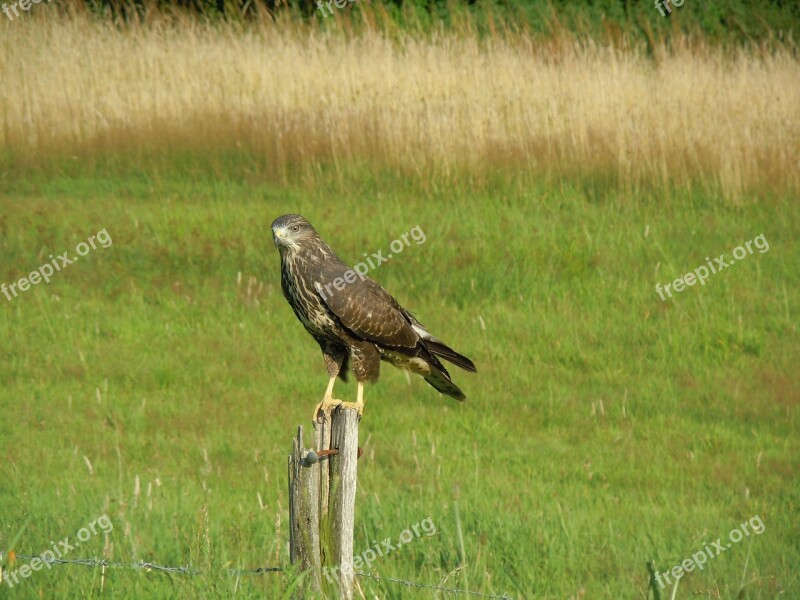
<box><xmin>314</xmin><ymin>265</ymin><xmax>418</xmax><ymax>350</ymax></box>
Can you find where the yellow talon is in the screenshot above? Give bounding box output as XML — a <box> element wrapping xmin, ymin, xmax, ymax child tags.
<box><xmin>313</xmin><ymin>380</ymin><xmax>365</xmax><ymax>426</ymax></box>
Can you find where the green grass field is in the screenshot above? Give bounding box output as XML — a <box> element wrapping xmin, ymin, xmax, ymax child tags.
<box><xmin>1</xmin><ymin>163</ymin><xmax>797</xmax><ymax>598</ymax></box>
<box><xmin>1</xmin><ymin>3</ymin><xmax>799</xmax><ymax>597</ymax></box>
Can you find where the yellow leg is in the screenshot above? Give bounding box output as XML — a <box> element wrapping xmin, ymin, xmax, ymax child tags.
<box><xmin>313</xmin><ymin>379</ymin><xmax>365</xmax><ymax>423</ymax></box>
<box><xmin>355</xmin><ymin>381</ymin><xmax>365</xmax><ymax>414</ymax></box>
<box><xmin>323</xmin><ymin>376</ymin><xmax>337</xmax><ymax>402</ymax></box>
<box><xmin>334</xmin><ymin>381</ymin><xmax>365</xmax><ymax>417</ymax></box>
<box><xmin>313</xmin><ymin>376</ymin><xmax>342</xmax><ymax>422</ymax></box>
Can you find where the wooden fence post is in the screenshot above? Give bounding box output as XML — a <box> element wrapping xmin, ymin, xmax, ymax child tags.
<box><xmin>288</xmin><ymin>407</ymin><xmax>359</xmax><ymax>598</ymax></box>
<box><xmin>288</xmin><ymin>425</ymin><xmax>321</xmax><ymax>591</ymax></box>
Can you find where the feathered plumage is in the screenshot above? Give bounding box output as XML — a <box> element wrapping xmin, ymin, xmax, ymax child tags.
<box><xmin>271</xmin><ymin>214</ymin><xmax>475</xmax><ymax>417</ymax></box>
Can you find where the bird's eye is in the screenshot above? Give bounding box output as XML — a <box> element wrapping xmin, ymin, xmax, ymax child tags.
<box><xmin>290</xmin><ymin>225</ymin><xmax>300</xmax><ymax>233</ymax></box>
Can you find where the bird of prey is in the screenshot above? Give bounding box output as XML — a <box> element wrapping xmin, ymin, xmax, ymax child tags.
<box><xmin>271</xmin><ymin>214</ymin><xmax>476</xmax><ymax>420</ymax></box>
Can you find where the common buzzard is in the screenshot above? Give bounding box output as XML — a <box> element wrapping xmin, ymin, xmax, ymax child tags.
<box><xmin>271</xmin><ymin>214</ymin><xmax>476</xmax><ymax>420</ymax></box>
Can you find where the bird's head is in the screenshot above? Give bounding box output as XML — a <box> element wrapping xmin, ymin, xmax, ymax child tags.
<box><xmin>271</xmin><ymin>214</ymin><xmax>316</xmax><ymax>252</ymax></box>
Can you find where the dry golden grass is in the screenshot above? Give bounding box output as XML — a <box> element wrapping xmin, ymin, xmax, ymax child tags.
<box><xmin>1</xmin><ymin>10</ymin><xmax>798</xmax><ymax>197</ymax></box>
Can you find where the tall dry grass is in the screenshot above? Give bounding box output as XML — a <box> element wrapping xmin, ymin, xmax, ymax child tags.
<box><xmin>1</xmin><ymin>10</ymin><xmax>798</xmax><ymax>197</ymax></box>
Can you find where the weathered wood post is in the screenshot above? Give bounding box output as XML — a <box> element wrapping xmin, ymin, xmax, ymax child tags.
<box><xmin>288</xmin><ymin>426</ymin><xmax>321</xmax><ymax>590</ymax></box>
<box><xmin>288</xmin><ymin>406</ymin><xmax>360</xmax><ymax>598</ymax></box>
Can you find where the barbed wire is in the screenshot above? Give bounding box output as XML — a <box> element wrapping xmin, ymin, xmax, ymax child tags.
<box><xmin>12</xmin><ymin>555</ymin><xmax>282</xmax><ymax>576</ymax></box>
<box><xmin>7</xmin><ymin>555</ymin><xmax>512</xmax><ymax>598</ymax></box>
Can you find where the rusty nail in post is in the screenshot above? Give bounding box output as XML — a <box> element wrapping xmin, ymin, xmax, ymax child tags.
<box><xmin>304</xmin><ymin>447</ymin><xmax>363</xmax><ymax>466</ymax></box>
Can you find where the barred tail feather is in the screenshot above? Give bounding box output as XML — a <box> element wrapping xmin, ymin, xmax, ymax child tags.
<box><xmin>424</xmin><ymin>367</ymin><xmax>467</xmax><ymax>402</ymax></box>
<box><xmin>426</xmin><ymin>340</ymin><xmax>477</xmax><ymax>373</ymax></box>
